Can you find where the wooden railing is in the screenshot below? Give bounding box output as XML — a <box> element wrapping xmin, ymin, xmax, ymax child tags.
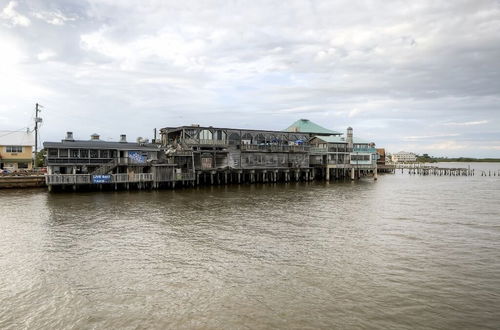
<box><xmin>240</xmin><ymin>145</ymin><xmax>310</xmax><ymax>152</ymax></box>
<box><xmin>45</xmin><ymin>173</ymin><xmax>154</xmax><ymax>185</ymax></box>
<box><xmin>173</xmin><ymin>172</ymin><xmax>195</xmax><ymax>181</ymax></box>
<box><xmin>183</xmin><ymin>138</ymin><xmax>228</xmax><ymax>146</ymax></box>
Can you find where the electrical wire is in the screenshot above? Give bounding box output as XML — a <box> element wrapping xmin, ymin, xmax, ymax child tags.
<box><xmin>0</xmin><ymin>127</ymin><xmax>31</xmax><ymax>139</ymax></box>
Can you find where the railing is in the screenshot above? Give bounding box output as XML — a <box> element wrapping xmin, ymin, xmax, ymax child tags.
<box><xmin>310</xmin><ymin>147</ymin><xmax>327</xmax><ymax>154</ymax></box>
<box><xmin>47</xmin><ymin>157</ymin><xmax>113</xmax><ymax>164</ymax></box>
<box><xmin>174</xmin><ymin>172</ymin><xmax>195</xmax><ymax>181</ymax></box>
<box><xmin>352</xmin><ymin>147</ymin><xmax>377</xmax><ymax>153</ymax></box>
<box><xmin>172</xmin><ymin>151</ymin><xmax>193</xmax><ymax>156</ymax></box>
<box><xmin>183</xmin><ymin>138</ymin><xmax>228</xmax><ymax>146</ymax></box>
<box><xmin>45</xmin><ymin>173</ymin><xmax>154</xmax><ymax>185</ymax></box>
<box><xmin>240</xmin><ymin>145</ymin><xmax>310</xmax><ymax>152</ymax></box>
<box><xmin>310</xmin><ymin>147</ymin><xmax>350</xmax><ymax>153</ymax></box>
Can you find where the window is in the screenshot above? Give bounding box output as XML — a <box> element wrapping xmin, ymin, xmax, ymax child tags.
<box><xmin>99</xmin><ymin>150</ymin><xmax>109</xmax><ymax>158</ymax></box>
<box><xmin>70</xmin><ymin>149</ymin><xmax>79</xmax><ymax>157</ymax></box>
<box><xmin>90</xmin><ymin>150</ymin><xmax>98</xmax><ymax>158</ymax></box>
<box><xmin>48</xmin><ymin>149</ymin><xmax>58</xmax><ymax>157</ymax></box>
<box><xmin>6</xmin><ymin>146</ymin><xmax>23</xmax><ymax>153</ymax></box>
<box><xmin>18</xmin><ymin>162</ymin><xmax>29</xmax><ymax>169</ymax></box>
<box><xmin>199</xmin><ymin>129</ymin><xmax>212</xmax><ymax>140</ymax></box>
<box><xmin>215</xmin><ymin>130</ymin><xmax>226</xmax><ymax>141</ymax></box>
<box><xmin>59</xmin><ymin>149</ymin><xmax>68</xmax><ymax>157</ymax></box>
<box><xmin>80</xmin><ymin>149</ymin><xmax>89</xmax><ymax>158</ymax></box>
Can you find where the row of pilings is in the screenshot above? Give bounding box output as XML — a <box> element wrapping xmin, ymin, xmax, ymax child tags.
<box><xmin>404</xmin><ymin>167</ymin><xmax>475</xmax><ymax>176</ymax></box>
<box><xmin>45</xmin><ymin>167</ymin><xmax>377</xmax><ymax>192</ymax></box>
<box><xmin>480</xmin><ymin>170</ymin><xmax>500</xmax><ymax>176</ymax></box>
<box><xmin>395</xmin><ymin>164</ymin><xmax>475</xmax><ymax>176</ymax></box>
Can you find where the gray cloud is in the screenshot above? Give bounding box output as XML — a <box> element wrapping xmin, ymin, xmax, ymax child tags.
<box><xmin>0</xmin><ymin>0</ymin><xmax>499</xmax><ymax>157</ymax></box>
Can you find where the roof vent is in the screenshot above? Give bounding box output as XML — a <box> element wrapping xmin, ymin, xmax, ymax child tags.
<box><xmin>91</xmin><ymin>133</ymin><xmax>100</xmax><ymax>141</ymax></box>
<box><xmin>64</xmin><ymin>131</ymin><xmax>74</xmax><ymax>141</ymax></box>
<box><xmin>119</xmin><ymin>134</ymin><xmax>127</xmax><ymax>143</ymax></box>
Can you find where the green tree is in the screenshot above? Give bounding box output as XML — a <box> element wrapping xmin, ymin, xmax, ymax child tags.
<box><xmin>35</xmin><ymin>149</ymin><xmax>46</xmax><ymax>168</ymax></box>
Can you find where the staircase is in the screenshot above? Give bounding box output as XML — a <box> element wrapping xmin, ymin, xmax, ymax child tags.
<box><xmin>228</xmin><ymin>150</ymin><xmax>240</xmax><ymax>168</ymax></box>
<box><xmin>90</xmin><ymin>159</ymin><xmax>118</xmax><ymax>175</ymax></box>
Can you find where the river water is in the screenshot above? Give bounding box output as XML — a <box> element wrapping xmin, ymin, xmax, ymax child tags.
<box><xmin>1</xmin><ymin>163</ymin><xmax>499</xmax><ymax>329</ymax></box>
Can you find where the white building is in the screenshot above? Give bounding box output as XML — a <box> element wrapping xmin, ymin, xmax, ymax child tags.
<box><xmin>391</xmin><ymin>151</ymin><xmax>417</xmax><ymax>163</ymax></box>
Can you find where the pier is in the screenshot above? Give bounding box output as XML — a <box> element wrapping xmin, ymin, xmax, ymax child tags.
<box><xmin>395</xmin><ymin>164</ymin><xmax>474</xmax><ymax>176</ymax></box>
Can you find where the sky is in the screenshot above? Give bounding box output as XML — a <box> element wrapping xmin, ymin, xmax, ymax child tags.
<box><xmin>1</xmin><ymin>0</ymin><xmax>499</xmax><ymax>157</ymax></box>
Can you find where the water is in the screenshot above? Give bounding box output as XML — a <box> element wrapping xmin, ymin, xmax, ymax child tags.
<box><xmin>1</xmin><ymin>163</ymin><xmax>499</xmax><ymax>329</ymax></box>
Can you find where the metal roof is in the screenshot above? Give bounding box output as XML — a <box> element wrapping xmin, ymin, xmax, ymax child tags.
<box><xmin>43</xmin><ymin>140</ymin><xmax>160</xmax><ymax>151</ymax></box>
<box><xmin>311</xmin><ymin>135</ymin><xmax>347</xmax><ymax>143</ymax></box>
<box><xmin>284</xmin><ymin>119</ymin><xmax>341</xmax><ymax>135</ymax></box>
<box><xmin>311</xmin><ymin>135</ymin><xmax>373</xmax><ymax>144</ymax></box>
<box><xmin>0</xmin><ymin>130</ymin><xmax>35</xmax><ymax>146</ymax></box>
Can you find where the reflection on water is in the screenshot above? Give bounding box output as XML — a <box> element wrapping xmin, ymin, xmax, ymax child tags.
<box><xmin>1</xmin><ymin>163</ymin><xmax>500</xmax><ymax>329</ymax></box>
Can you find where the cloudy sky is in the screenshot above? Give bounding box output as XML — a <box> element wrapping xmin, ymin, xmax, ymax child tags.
<box><xmin>1</xmin><ymin>0</ymin><xmax>499</xmax><ymax>157</ymax></box>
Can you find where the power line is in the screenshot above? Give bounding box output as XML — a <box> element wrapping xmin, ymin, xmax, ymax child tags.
<box><xmin>0</xmin><ymin>127</ymin><xmax>31</xmax><ymax>139</ymax></box>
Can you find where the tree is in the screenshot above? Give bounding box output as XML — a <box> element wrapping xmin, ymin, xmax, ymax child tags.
<box><xmin>35</xmin><ymin>149</ymin><xmax>46</xmax><ymax>168</ymax></box>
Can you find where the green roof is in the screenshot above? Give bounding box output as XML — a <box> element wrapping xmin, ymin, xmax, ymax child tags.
<box><xmin>284</xmin><ymin>119</ymin><xmax>341</xmax><ymax>135</ymax></box>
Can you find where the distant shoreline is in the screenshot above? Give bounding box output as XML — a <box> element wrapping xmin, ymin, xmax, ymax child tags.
<box><xmin>417</xmin><ymin>158</ymin><xmax>500</xmax><ymax>163</ymax></box>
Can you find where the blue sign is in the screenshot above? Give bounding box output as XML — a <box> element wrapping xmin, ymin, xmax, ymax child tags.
<box><xmin>93</xmin><ymin>175</ymin><xmax>111</xmax><ymax>183</ymax></box>
<box><xmin>128</xmin><ymin>151</ymin><xmax>146</xmax><ymax>164</ymax></box>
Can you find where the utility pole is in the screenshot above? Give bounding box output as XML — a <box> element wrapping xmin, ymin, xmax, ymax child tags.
<box><xmin>34</xmin><ymin>103</ymin><xmax>43</xmax><ymax>167</ymax></box>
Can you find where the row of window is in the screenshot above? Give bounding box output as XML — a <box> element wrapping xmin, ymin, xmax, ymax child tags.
<box><xmin>48</xmin><ymin>149</ymin><xmax>117</xmax><ymax>158</ymax></box>
<box><xmin>5</xmin><ymin>146</ymin><xmax>23</xmax><ymax>153</ymax></box>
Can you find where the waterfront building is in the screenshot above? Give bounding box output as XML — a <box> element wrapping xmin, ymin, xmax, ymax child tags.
<box><xmin>0</xmin><ymin>130</ymin><xmax>34</xmax><ymax>171</ymax></box>
<box><xmin>308</xmin><ymin>127</ymin><xmax>377</xmax><ymax>180</ymax></box>
<box><xmin>44</xmin><ymin>119</ymin><xmax>378</xmax><ymax>190</ymax></box>
<box><xmin>391</xmin><ymin>151</ymin><xmax>417</xmax><ymax>163</ymax></box>
<box><xmin>43</xmin><ymin>132</ymin><xmax>170</xmax><ymax>190</ymax></box>
<box><xmin>160</xmin><ymin>121</ymin><xmax>377</xmax><ymax>183</ymax></box>
<box><xmin>159</xmin><ymin>124</ymin><xmax>312</xmax><ymax>184</ymax></box>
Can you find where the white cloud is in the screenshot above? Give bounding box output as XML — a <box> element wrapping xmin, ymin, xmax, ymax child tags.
<box><xmin>404</xmin><ymin>133</ymin><xmax>460</xmax><ymax>140</ymax></box>
<box><xmin>32</xmin><ymin>10</ymin><xmax>75</xmax><ymax>26</ymax></box>
<box><xmin>443</xmin><ymin>120</ymin><xmax>489</xmax><ymax>126</ymax></box>
<box><xmin>37</xmin><ymin>50</ymin><xmax>56</xmax><ymax>61</ymax></box>
<box><xmin>1</xmin><ymin>1</ymin><xmax>30</xmax><ymax>26</ymax></box>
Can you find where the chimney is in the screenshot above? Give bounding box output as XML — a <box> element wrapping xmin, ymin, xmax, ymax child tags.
<box><xmin>64</xmin><ymin>131</ymin><xmax>74</xmax><ymax>141</ymax></box>
<box><xmin>119</xmin><ymin>134</ymin><xmax>127</xmax><ymax>143</ymax></box>
<box><xmin>346</xmin><ymin>127</ymin><xmax>353</xmax><ymax>150</ymax></box>
<box><xmin>91</xmin><ymin>133</ymin><xmax>100</xmax><ymax>141</ymax></box>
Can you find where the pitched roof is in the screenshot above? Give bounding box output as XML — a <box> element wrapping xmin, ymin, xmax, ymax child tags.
<box><xmin>43</xmin><ymin>140</ymin><xmax>160</xmax><ymax>151</ymax></box>
<box><xmin>284</xmin><ymin>119</ymin><xmax>341</xmax><ymax>135</ymax></box>
<box><xmin>311</xmin><ymin>135</ymin><xmax>347</xmax><ymax>143</ymax></box>
<box><xmin>311</xmin><ymin>135</ymin><xmax>373</xmax><ymax>144</ymax></box>
<box><xmin>0</xmin><ymin>130</ymin><xmax>35</xmax><ymax>146</ymax></box>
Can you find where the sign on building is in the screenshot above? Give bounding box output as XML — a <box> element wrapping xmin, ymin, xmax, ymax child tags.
<box><xmin>93</xmin><ymin>175</ymin><xmax>111</xmax><ymax>183</ymax></box>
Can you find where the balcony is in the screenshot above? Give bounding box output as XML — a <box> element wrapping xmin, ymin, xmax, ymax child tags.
<box><xmin>352</xmin><ymin>147</ymin><xmax>377</xmax><ymax>153</ymax></box>
<box><xmin>183</xmin><ymin>138</ymin><xmax>228</xmax><ymax>146</ymax></box>
<box><xmin>240</xmin><ymin>145</ymin><xmax>310</xmax><ymax>153</ymax></box>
